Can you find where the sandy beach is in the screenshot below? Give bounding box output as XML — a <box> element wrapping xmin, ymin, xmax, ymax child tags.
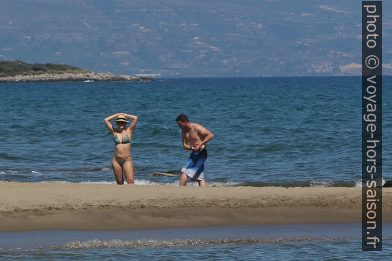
<box><xmin>0</xmin><ymin>182</ymin><xmax>391</xmax><ymax>232</ymax></box>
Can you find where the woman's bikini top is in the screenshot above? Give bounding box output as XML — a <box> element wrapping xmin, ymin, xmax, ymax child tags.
<box><xmin>113</xmin><ymin>132</ymin><xmax>131</xmax><ymax>145</ymax></box>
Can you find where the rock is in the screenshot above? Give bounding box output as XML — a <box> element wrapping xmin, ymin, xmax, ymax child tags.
<box><xmin>0</xmin><ymin>72</ymin><xmax>153</xmax><ymax>82</ymax></box>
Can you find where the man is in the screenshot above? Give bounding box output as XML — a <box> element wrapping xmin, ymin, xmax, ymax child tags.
<box><xmin>176</xmin><ymin>114</ymin><xmax>214</xmax><ymax>187</ymax></box>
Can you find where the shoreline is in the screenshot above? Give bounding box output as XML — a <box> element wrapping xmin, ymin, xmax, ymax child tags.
<box><xmin>0</xmin><ymin>72</ymin><xmax>153</xmax><ymax>83</ymax></box>
<box><xmin>1</xmin><ymin>182</ymin><xmax>391</xmax><ymax>232</ymax></box>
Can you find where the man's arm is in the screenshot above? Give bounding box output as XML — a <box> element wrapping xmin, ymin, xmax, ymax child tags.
<box><xmin>182</xmin><ymin>131</ymin><xmax>192</xmax><ymax>150</ymax></box>
<box><xmin>194</xmin><ymin>124</ymin><xmax>214</xmax><ymax>151</ymax></box>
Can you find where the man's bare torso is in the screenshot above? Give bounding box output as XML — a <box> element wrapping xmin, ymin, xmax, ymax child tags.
<box><xmin>183</xmin><ymin>123</ymin><xmax>206</xmax><ymax>149</ymax></box>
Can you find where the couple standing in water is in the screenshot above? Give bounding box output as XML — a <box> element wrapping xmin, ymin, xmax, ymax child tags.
<box><xmin>104</xmin><ymin>113</ymin><xmax>214</xmax><ymax>187</ymax></box>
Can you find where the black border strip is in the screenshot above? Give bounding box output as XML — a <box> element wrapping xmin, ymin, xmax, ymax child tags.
<box><xmin>362</xmin><ymin>1</ymin><xmax>382</xmax><ymax>251</ymax></box>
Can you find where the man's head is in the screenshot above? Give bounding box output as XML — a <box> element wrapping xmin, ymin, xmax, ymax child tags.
<box><xmin>176</xmin><ymin>114</ymin><xmax>189</xmax><ymax>128</ymax></box>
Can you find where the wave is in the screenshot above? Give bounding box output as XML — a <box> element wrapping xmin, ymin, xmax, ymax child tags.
<box><xmin>60</xmin><ymin>237</ymin><xmax>342</xmax><ymax>249</ymax></box>
<box><xmin>0</xmin><ymin>175</ymin><xmax>384</xmax><ymax>188</ymax></box>
<box><xmin>36</xmin><ymin>179</ymin><xmax>240</xmax><ymax>187</ymax></box>
<box><xmin>239</xmin><ymin>179</ymin><xmax>389</xmax><ymax>188</ymax></box>
<box><xmin>0</xmin><ymin>152</ymin><xmax>25</xmax><ymax>160</ymax></box>
<box><xmin>34</xmin><ymin>179</ymin><xmax>378</xmax><ymax>188</ymax></box>
<box><xmin>37</xmin><ymin>180</ymin><xmax>167</xmax><ymax>185</ymax></box>
<box><xmin>355</xmin><ymin>178</ymin><xmax>386</xmax><ymax>187</ymax></box>
<box><xmin>236</xmin><ymin>180</ymin><xmax>357</xmax><ymax>188</ymax></box>
<box><xmin>0</xmin><ymin>166</ymin><xmax>111</xmax><ymax>174</ymax></box>
<box><xmin>1</xmin><ymin>168</ymin><xmax>390</xmax><ymax>188</ymax></box>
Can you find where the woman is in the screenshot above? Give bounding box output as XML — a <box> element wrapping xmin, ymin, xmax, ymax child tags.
<box><xmin>104</xmin><ymin>113</ymin><xmax>138</xmax><ymax>185</ymax></box>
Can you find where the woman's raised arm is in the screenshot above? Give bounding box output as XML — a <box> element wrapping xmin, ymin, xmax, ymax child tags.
<box><xmin>125</xmin><ymin>114</ymin><xmax>138</xmax><ymax>131</ymax></box>
<box><xmin>104</xmin><ymin>113</ymin><xmax>121</xmax><ymax>133</ymax></box>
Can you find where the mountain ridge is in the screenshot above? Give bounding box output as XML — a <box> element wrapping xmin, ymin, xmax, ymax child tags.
<box><xmin>0</xmin><ymin>0</ymin><xmax>391</xmax><ymax>77</ymax></box>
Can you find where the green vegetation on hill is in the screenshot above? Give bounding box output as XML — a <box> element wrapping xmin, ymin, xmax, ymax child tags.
<box><xmin>0</xmin><ymin>60</ymin><xmax>87</xmax><ymax>77</ymax></box>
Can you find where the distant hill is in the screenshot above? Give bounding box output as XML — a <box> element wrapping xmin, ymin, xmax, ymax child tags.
<box><xmin>0</xmin><ymin>60</ymin><xmax>151</xmax><ymax>82</ymax></box>
<box><xmin>0</xmin><ymin>60</ymin><xmax>86</xmax><ymax>77</ymax></box>
<box><xmin>0</xmin><ymin>0</ymin><xmax>391</xmax><ymax>77</ymax></box>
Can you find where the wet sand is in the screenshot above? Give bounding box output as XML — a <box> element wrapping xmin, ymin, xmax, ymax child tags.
<box><xmin>0</xmin><ymin>182</ymin><xmax>390</xmax><ymax>231</ymax></box>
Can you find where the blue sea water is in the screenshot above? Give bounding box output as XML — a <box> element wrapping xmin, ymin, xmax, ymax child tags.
<box><xmin>1</xmin><ymin>224</ymin><xmax>391</xmax><ymax>260</ymax></box>
<box><xmin>0</xmin><ymin>76</ymin><xmax>391</xmax><ymax>186</ymax></box>
<box><xmin>0</xmin><ymin>77</ymin><xmax>391</xmax><ymax>258</ymax></box>
<box><xmin>3</xmin><ymin>239</ymin><xmax>392</xmax><ymax>260</ymax></box>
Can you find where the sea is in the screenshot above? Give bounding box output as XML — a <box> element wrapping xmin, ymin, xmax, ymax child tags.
<box><xmin>0</xmin><ymin>77</ymin><xmax>390</xmax><ymax>258</ymax></box>
<box><xmin>1</xmin><ymin>224</ymin><xmax>391</xmax><ymax>260</ymax></box>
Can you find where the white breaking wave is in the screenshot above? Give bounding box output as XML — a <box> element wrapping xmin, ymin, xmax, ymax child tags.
<box><xmin>355</xmin><ymin>178</ymin><xmax>385</xmax><ymax>188</ymax></box>
<box><xmin>31</xmin><ymin>170</ymin><xmax>43</xmax><ymax>176</ymax></box>
<box><xmin>37</xmin><ymin>179</ymin><xmax>240</xmax><ymax>187</ymax></box>
<box><xmin>309</xmin><ymin>181</ymin><xmax>335</xmax><ymax>188</ymax></box>
<box><xmin>60</xmin><ymin>237</ymin><xmax>332</xmax><ymax>249</ymax></box>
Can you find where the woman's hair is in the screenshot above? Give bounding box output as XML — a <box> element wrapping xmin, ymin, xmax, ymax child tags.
<box><xmin>176</xmin><ymin>114</ymin><xmax>189</xmax><ymax>122</ymax></box>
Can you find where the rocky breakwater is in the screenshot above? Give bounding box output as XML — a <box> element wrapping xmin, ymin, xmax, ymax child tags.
<box><xmin>0</xmin><ymin>72</ymin><xmax>153</xmax><ymax>82</ymax></box>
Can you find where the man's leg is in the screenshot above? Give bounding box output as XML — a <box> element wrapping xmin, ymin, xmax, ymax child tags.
<box><xmin>198</xmin><ymin>179</ymin><xmax>206</xmax><ymax>187</ymax></box>
<box><xmin>179</xmin><ymin>172</ymin><xmax>188</xmax><ymax>186</ymax></box>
